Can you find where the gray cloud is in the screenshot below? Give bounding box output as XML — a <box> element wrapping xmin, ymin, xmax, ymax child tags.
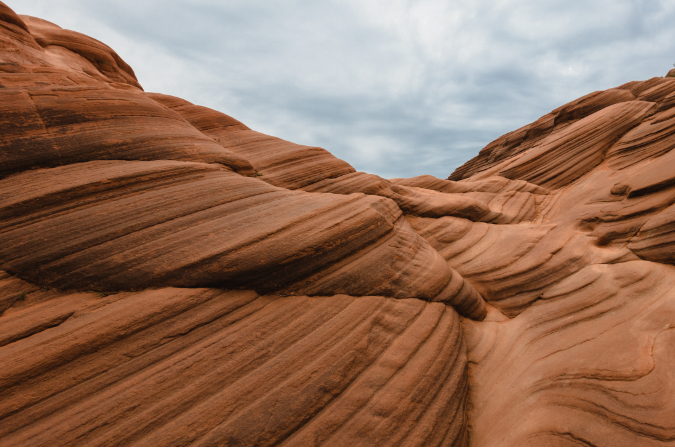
<box><xmin>13</xmin><ymin>0</ymin><xmax>675</xmax><ymax>179</ymax></box>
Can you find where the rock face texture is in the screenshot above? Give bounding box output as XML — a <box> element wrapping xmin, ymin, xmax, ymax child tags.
<box><xmin>1</xmin><ymin>1</ymin><xmax>675</xmax><ymax>446</ymax></box>
<box><xmin>0</xmin><ymin>272</ymin><xmax>468</xmax><ymax>446</ymax></box>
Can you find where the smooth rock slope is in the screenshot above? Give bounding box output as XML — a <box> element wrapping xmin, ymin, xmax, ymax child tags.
<box><xmin>1</xmin><ymin>1</ymin><xmax>675</xmax><ymax>445</ymax></box>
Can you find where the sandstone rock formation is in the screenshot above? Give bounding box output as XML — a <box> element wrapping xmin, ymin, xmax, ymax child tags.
<box><xmin>0</xmin><ymin>272</ymin><xmax>468</xmax><ymax>446</ymax></box>
<box><xmin>1</xmin><ymin>1</ymin><xmax>674</xmax><ymax>445</ymax></box>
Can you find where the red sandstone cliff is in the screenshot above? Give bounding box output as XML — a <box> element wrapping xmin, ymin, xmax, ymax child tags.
<box><xmin>1</xmin><ymin>1</ymin><xmax>674</xmax><ymax>445</ymax></box>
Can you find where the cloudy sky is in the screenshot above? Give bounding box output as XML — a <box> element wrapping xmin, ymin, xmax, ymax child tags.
<box><xmin>13</xmin><ymin>0</ymin><xmax>675</xmax><ymax>179</ymax></box>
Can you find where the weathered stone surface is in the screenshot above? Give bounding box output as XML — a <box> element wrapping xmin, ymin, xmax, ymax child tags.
<box><xmin>498</xmin><ymin>101</ymin><xmax>656</xmax><ymax>189</ymax></box>
<box><xmin>0</xmin><ymin>160</ymin><xmax>486</xmax><ymax>320</ymax></box>
<box><xmin>301</xmin><ymin>172</ymin><xmax>543</xmax><ymax>224</ymax></box>
<box><xmin>464</xmin><ymin>261</ymin><xmax>675</xmax><ymax>446</ymax></box>
<box><xmin>0</xmin><ymin>272</ymin><xmax>469</xmax><ymax>447</ymax></box>
<box><xmin>2</xmin><ymin>0</ymin><xmax>675</xmax><ymax>445</ymax></box>
<box><xmin>607</xmin><ymin>105</ymin><xmax>675</xmax><ymax>169</ymax></box>
<box><xmin>448</xmin><ymin>86</ymin><xmax>638</xmax><ymax>181</ymax></box>
<box><xmin>0</xmin><ymin>87</ymin><xmax>257</xmax><ymax>176</ymax></box>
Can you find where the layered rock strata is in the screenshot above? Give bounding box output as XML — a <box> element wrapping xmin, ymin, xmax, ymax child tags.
<box><xmin>1</xmin><ymin>0</ymin><xmax>675</xmax><ymax>445</ymax></box>
<box><xmin>0</xmin><ymin>271</ymin><xmax>469</xmax><ymax>447</ymax></box>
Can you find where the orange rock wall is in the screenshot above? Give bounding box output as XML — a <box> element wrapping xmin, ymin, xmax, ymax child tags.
<box><xmin>1</xmin><ymin>1</ymin><xmax>675</xmax><ymax>445</ymax></box>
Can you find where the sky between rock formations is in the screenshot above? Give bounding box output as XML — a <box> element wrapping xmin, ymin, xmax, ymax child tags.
<box><xmin>14</xmin><ymin>0</ymin><xmax>675</xmax><ymax>179</ymax></box>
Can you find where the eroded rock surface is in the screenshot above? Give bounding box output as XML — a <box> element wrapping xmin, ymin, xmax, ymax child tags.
<box><xmin>464</xmin><ymin>261</ymin><xmax>675</xmax><ymax>446</ymax></box>
<box><xmin>0</xmin><ymin>272</ymin><xmax>468</xmax><ymax>447</ymax></box>
<box><xmin>1</xmin><ymin>0</ymin><xmax>675</xmax><ymax>445</ymax></box>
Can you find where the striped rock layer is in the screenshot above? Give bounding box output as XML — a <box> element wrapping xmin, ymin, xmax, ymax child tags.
<box><xmin>1</xmin><ymin>0</ymin><xmax>675</xmax><ymax>445</ymax></box>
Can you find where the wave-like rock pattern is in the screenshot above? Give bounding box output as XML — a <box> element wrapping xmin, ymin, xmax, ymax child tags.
<box><xmin>607</xmin><ymin>106</ymin><xmax>675</xmax><ymax>169</ymax></box>
<box><xmin>438</xmin><ymin>67</ymin><xmax>675</xmax><ymax>445</ymax></box>
<box><xmin>301</xmin><ymin>172</ymin><xmax>491</xmax><ymax>220</ymax></box>
<box><xmin>448</xmin><ymin>85</ymin><xmax>639</xmax><ymax>181</ymax></box>
<box><xmin>302</xmin><ymin>172</ymin><xmax>544</xmax><ymax>224</ymax></box>
<box><xmin>0</xmin><ymin>159</ymin><xmax>486</xmax><ymax>319</ymax></box>
<box><xmin>628</xmin><ymin>201</ymin><xmax>675</xmax><ymax>264</ymax></box>
<box><xmin>394</xmin><ymin>174</ymin><xmax>548</xmax><ymax>195</ymax></box>
<box><xmin>3</xmin><ymin>0</ymin><xmax>675</xmax><ymax>445</ymax></box>
<box><xmin>0</xmin><ymin>87</ymin><xmax>256</xmax><ymax>176</ymax></box>
<box><xmin>463</xmin><ymin>261</ymin><xmax>675</xmax><ymax>446</ymax></box>
<box><xmin>407</xmin><ymin>215</ymin><xmax>637</xmax><ymax>317</ymax></box>
<box><xmin>497</xmin><ymin>101</ymin><xmax>656</xmax><ymax>189</ymax></box>
<box><xmin>0</xmin><ymin>271</ymin><xmax>469</xmax><ymax>447</ymax></box>
<box><xmin>450</xmin><ymin>78</ymin><xmax>675</xmax><ymax>183</ymax></box>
